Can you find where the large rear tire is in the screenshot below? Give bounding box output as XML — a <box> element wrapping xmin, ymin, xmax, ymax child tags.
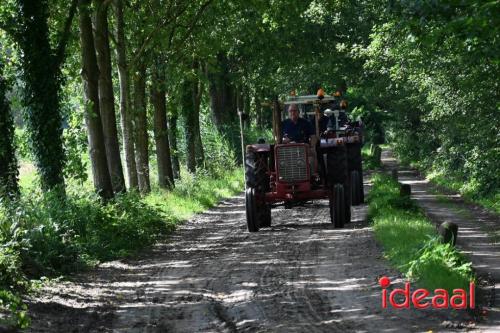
<box><xmin>347</xmin><ymin>142</ymin><xmax>364</xmax><ymax>204</ymax></box>
<box><xmin>350</xmin><ymin>170</ymin><xmax>361</xmax><ymax>206</ymax></box>
<box><xmin>327</xmin><ymin>147</ymin><xmax>351</xmax><ymax>223</ymax></box>
<box><xmin>329</xmin><ymin>184</ymin><xmax>345</xmax><ymax>228</ymax></box>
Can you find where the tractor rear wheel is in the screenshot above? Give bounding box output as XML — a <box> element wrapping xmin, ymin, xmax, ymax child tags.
<box><xmin>350</xmin><ymin>170</ymin><xmax>361</xmax><ymax>206</ymax></box>
<box><xmin>326</xmin><ymin>147</ymin><xmax>351</xmax><ymax>223</ymax></box>
<box><xmin>329</xmin><ymin>184</ymin><xmax>345</xmax><ymax>228</ymax></box>
<box><xmin>347</xmin><ymin>142</ymin><xmax>364</xmax><ymax>204</ymax></box>
<box><xmin>245</xmin><ymin>188</ymin><xmax>259</xmax><ymax>232</ymax></box>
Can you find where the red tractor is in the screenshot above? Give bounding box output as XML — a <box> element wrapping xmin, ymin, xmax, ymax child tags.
<box><xmin>244</xmin><ymin>90</ymin><xmax>364</xmax><ymax>232</ymax></box>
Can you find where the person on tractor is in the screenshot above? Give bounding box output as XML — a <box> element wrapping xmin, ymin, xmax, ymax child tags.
<box><xmin>282</xmin><ymin>103</ymin><xmax>314</xmax><ymax>143</ymax></box>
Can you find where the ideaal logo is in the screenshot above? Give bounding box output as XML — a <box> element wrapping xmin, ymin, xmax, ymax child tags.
<box><xmin>379</xmin><ymin>276</ymin><xmax>475</xmax><ymax>309</ymax></box>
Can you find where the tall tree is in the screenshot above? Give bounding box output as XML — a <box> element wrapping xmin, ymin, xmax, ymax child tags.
<box><xmin>181</xmin><ymin>76</ymin><xmax>196</xmax><ymax>173</ymax></box>
<box><xmin>168</xmin><ymin>108</ymin><xmax>181</xmax><ymax>179</ymax></box>
<box><xmin>94</xmin><ymin>0</ymin><xmax>126</xmax><ymax>193</ymax></box>
<box><xmin>0</xmin><ymin>61</ymin><xmax>19</xmax><ymax>200</ymax></box>
<box><xmin>133</xmin><ymin>62</ymin><xmax>151</xmax><ymax>194</ymax></box>
<box><xmin>206</xmin><ymin>53</ymin><xmax>237</xmax><ymax>132</ymax></box>
<box><xmin>192</xmin><ymin>61</ymin><xmax>204</xmax><ymax>168</ymax></box>
<box><xmin>78</xmin><ymin>0</ymin><xmax>114</xmax><ymax>200</ymax></box>
<box><xmin>151</xmin><ymin>68</ymin><xmax>174</xmax><ymax>189</ymax></box>
<box><xmin>113</xmin><ymin>0</ymin><xmax>138</xmax><ymax>190</ymax></box>
<box><xmin>14</xmin><ymin>0</ymin><xmax>75</xmax><ymax>191</ymax></box>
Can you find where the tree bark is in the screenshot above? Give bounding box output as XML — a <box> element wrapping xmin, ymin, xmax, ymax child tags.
<box><xmin>78</xmin><ymin>0</ymin><xmax>114</xmax><ymax>200</ymax></box>
<box><xmin>151</xmin><ymin>75</ymin><xmax>174</xmax><ymax>189</ymax></box>
<box><xmin>113</xmin><ymin>0</ymin><xmax>138</xmax><ymax>190</ymax></box>
<box><xmin>255</xmin><ymin>94</ymin><xmax>262</xmax><ymax>129</ymax></box>
<box><xmin>16</xmin><ymin>0</ymin><xmax>66</xmax><ymax>191</ymax></box>
<box><xmin>206</xmin><ymin>53</ymin><xmax>237</xmax><ymax>132</ymax></box>
<box><xmin>94</xmin><ymin>0</ymin><xmax>125</xmax><ymax>193</ymax></box>
<box><xmin>168</xmin><ymin>109</ymin><xmax>181</xmax><ymax>179</ymax></box>
<box><xmin>0</xmin><ymin>65</ymin><xmax>19</xmax><ymax>200</ymax></box>
<box><xmin>181</xmin><ymin>78</ymin><xmax>196</xmax><ymax>173</ymax></box>
<box><xmin>243</xmin><ymin>87</ymin><xmax>251</xmax><ymax>129</ymax></box>
<box><xmin>133</xmin><ymin>62</ymin><xmax>151</xmax><ymax>194</ymax></box>
<box><xmin>193</xmin><ymin>61</ymin><xmax>204</xmax><ymax>168</ymax></box>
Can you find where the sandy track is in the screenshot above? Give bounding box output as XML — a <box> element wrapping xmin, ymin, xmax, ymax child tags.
<box><xmin>27</xmin><ymin>175</ymin><xmax>477</xmax><ymax>332</ymax></box>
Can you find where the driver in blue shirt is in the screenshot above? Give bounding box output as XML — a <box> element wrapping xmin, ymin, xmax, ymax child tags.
<box><xmin>282</xmin><ymin>104</ymin><xmax>313</xmax><ymax>143</ymax></box>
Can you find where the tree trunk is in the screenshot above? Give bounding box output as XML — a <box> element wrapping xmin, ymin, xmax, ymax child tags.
<box><xmin>243</xmin><ymin>88</ymin><xmax>251</xmax><ymax>129</ymax></box>
<box><xmin>206</xmin><ymin>53</ymin><xmax>237</xmax><ymax>132</ymax></box>
<box><xmin>114</xmin><ymin>0</ymin><xmax>138</xmax><ymax>190</ymax></box>
<box><xmin>181</xmin><ymin>78</ymin><xmax>196</xmax><ymax>173</ymax></box>
<box><xmin>168</xmin><ymin>109</ymin><xmax>181</xmax><ymax>179</ymax></box>
<box><xmin>151</xmin><ymin>77</ymin><xmax>174</xmax><ymax>189</ymax></box>
<box><xmin>133</xmin><ymin>63</ymin><xmax>150</xmax><ymax>194</ymax></box>
<box><xmin>0</xmin><ymin>65</ymin><xmax>19</xmax><ymax>200</ymax></box>
<box><xmin>17</xmin><ymin>0</ymin><xmax>66</xmax><ymax>191</ymax></box>
<box><xmin>255</xmin><ymin>95</ymin><xmax>262</xmax><ymax>129</ymax></box>
<box><xmin>94</xmin><ymin>0</ymin><xmax>125</xmax><ymax>193</ymax></box>
<box><xmin>193</xmin><ymin>61</ymin><xmax>204</xmax><ymax>168</ymax></box>
<box><xmin>78</xmin><ymin>0</ymin><xmax>113</xmax><ymax>200</ymax></box>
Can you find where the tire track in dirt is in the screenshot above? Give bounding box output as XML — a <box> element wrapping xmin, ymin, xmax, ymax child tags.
<box><xmin>27</xmin><ymin>173</ymin><xmax>480</xmax><ymax>332</ymax></box>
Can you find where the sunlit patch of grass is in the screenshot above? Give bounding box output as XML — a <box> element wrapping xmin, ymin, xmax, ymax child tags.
<box><xmin>362</xmin><ymin>144</ymin><xmax>381</xmax><ymax>170</ymax></box>
<box><xmin>368</xmin><ymin>174</ymin><xmax>474</xmax><ymax>292</ymax></box>
<box><xmin>145</xmin><ymin>168</ymin><xmax>244</xmax><ymax>223</ymax></box>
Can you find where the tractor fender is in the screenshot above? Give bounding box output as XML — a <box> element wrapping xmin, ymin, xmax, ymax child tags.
<box><xmin>246</xmin><ymin>144</ymin><xmax>271</xmax><ymax>153</ymax></box>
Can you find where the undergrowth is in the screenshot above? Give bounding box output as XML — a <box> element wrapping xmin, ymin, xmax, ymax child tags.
<box><xmin>368</xmin><ymin>173</ymin><xmax>474</xmax><ymax>292</ymax></box>
<box><xmin>0</xmin><ymin>166</ymin><xmax>244</xmax><ymax>328</ymax></box>
<box><xmin>362</xmin><ymin>144</ymin><xmax>381</xmax><ymax>170</ymax></box>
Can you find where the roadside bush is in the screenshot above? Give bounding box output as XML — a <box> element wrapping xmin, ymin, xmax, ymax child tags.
<box><xmin>361</xmin><ymin>145</ymin><xmax>381</xmax><ymax>171</ymax></box>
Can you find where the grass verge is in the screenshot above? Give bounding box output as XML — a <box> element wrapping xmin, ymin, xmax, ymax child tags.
<box><xmin>368</xmin><ymin>173</ymin><xmax>474</xmax><ymax>292</ymax></box>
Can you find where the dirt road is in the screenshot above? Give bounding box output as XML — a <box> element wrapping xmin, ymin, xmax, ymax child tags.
<box><xmin>28</xmin><ymin>173</ymin><xmax>480</xmax><ymax>332</ymax></box>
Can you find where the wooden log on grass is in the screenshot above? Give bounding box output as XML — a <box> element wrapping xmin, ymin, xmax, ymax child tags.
<box><xmin>438</xmin><ymin>222</ymin><xmax>458</xmax><ymax>246</ymax></box>
<box><xmin>373</xmin><ymin>145</ymin><xmax>382</xmax><ymax>163</ymax></box>
<box><xmin>400</xmin><ymin>183</ymin><xmax>411</xmax><ymax>197</ymax></box>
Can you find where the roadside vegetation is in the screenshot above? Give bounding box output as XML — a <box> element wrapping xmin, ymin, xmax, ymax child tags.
<box><xmin>368</xmin><ymin>174</ymin><xmax>474</xmax><ymax>292</ymax></box>
<box><xmin>1</xmin><ymin>164</ymin><xmax>244</xmax><ymax>328</ymax></box>
<box><xmin>361</xmin><ymin>144</ymin><xmax>382</xmax><ymax>171</ymax></box>
<box><xmin>1</xmin><ymin>0</ymin><xmax>497</xmax><ymax>329</ymax></box>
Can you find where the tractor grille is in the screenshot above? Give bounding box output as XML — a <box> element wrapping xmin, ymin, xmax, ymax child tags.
<box><xmin>276</xmin><ymin>145</ymin><xmax>308</xmax><ymax>182</ymax></box>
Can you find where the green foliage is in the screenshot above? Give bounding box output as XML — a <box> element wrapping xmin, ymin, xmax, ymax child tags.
<box><xmin>14</xmin><ymin>0</ymin><xmax>66</xmax><ymax>190</ymax></box>
<box><xmin>360</xmin><ymin>0</ymin><xmax>500</xmax><ymax>199</ymax></box>
<box><xmin>361</xmin><ymin>145</ymin><xmax>381</xmax><ymax>170</ymax></box>
<box><xmin>0</xmin><ymin>206</ymin><xmax>30</xmax><ymax>329</ymax></box>
<box><xmin>1</xmin><ymin>163</ymin><xmax>243</xmax><ymax>328</ymax></box>
<box><xmin>368</xmin><ymin>173</ymin><xmax>474</xmax><ymax>292</ymax></box>
<box><xmin>147</xmin><ymin>167</ymin><xmax>244</xmax><ymax>222</ymax></box>
<box><xmin>0</xmin><ymin>60</ymin><xmax>19</xmax><ymax>199</ymax></box>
